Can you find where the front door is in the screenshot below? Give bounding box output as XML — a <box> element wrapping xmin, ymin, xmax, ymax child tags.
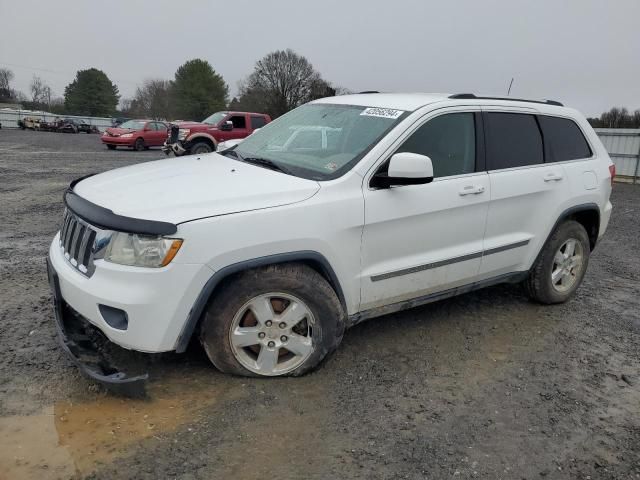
<box><xmin>360</xmin><ymin>110</ymin><xmax>490</xmax><ymax>311</ymax></box>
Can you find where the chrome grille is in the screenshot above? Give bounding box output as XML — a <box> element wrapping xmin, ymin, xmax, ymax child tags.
<box><xmin>59</xmin><ymin>209</ymin><xmax>97</xmax><ymax>276</ymax></box>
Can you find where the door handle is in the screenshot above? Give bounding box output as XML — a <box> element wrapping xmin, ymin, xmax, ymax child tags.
<box><xmin>543</xmin><ymin>172</ymin><xmax>563</xmax><ymax>182</ymax></box>
<box><xmin>459</xmin><ymin>185</ymin><xmax>485</xmax><ymax>196</ymax></box>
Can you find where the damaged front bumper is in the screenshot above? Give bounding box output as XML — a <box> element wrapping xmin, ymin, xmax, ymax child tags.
<box><xmin>162</xmin><ymin>141</ymin><xmax>186</xmax><ymax>156</ymax></box>
<box><xmin>46</xmin><ymin>258</ymin><xmax>148</xmax><ymax>397</ymax></box>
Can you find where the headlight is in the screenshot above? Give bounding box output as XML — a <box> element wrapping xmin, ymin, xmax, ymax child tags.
<box><xmin>178</xmin><ymin>128</ymin><xmax>190</xmax><ymax>140</ymax></box>
<box><xmin>121</xmin><ymin>133</ymin><xmax>133</xmax><ymax>138</ymax></box>
<box><xmin>104</xmin><ymin>233</ymin><xmax>183</xmax><ymax>268</ymax></box>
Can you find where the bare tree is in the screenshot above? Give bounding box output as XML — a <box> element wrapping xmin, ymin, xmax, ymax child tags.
<box><xmin>30</xmin><ymin>75</ymin><xmax>52</xmax><ymax>105</ymax></box>
<box><xmin>131</xmin><ymin>79</ymin><xmax>173</xmax><ymax>119</ymax></box>
<box><xmin>0</xmin><ymin>68</ymin><xmax>14</xmax><ymax>91</ymax></box>
<box><xmin>0</xmin><ymin>68</ymin><xmax>15</xmax><ymax>100</ymax></box>
<box><xmin>239</xmin><ymin>49</ymin><xmax>330</xmax><ymax>118</ymax></box>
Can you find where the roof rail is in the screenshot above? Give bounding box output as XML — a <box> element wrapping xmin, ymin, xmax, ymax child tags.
<box><xmin>358</xmin><ymin>90</ymin><xmax>380</xmax><ymax>94</ymax></box>
<box><xmin>448</xmin><ymin>93</ymin><xmax>563</xmax><ymax>107</ymax></box>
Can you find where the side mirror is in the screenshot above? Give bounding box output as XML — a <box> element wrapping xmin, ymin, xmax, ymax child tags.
<box><xmin>220</xmin><ymin>120</ymin><xmax>233</xmax><ymax>131</ymax></box>
<box><xmin>372</xmin><ymin>152</ymin><xmax>434</xmax><ymax>188</ymax></box>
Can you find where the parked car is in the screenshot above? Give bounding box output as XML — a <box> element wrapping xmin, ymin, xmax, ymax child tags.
<box><xmin>163</xmin><ymin>111</ymin><xmax>271</xmax><ymax>156</ymax></box>
<box><xmin>58</xmin><ymin>118</ymin><xmax>93</xmax><ymax>134</ymax></box>
<box><xmin>48</xmin><ymin>92</ymin><xmax>614</xmax><ymax>395</ymax></box>
<box><xmin>17</xmin><ymin>117</ymin><xmax>41</xmax><ymax>130</ymax></box>
<box><xmin>101</xmin><ymin>119</ymin><xmax>168</xmax><ymax>151</ymax></box>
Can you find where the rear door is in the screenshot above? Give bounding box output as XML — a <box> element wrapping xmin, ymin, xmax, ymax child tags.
<box><xmin>360</xmin><ymin>109</ymin><xmax>490</xmax><ymax>311</ymax></box>
<box><xmin>151</xmin><ymin>122</ymin><xmax>168</xmax><ymax>145</ymax></box>
<box><xmin>479</xmin><ymin>109</ymin><xmax>568</xmax><ymax>278</ymax></box>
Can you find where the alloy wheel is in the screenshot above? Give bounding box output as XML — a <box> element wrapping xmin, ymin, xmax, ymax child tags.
<box><xmin>228</xmin><ymin>293</ymin><xmax>315</xmax><ymax>376</ymax></box>
<box><xmin>551</xmin><ymin>238</ymin><xmax>584</xmax><ymax>293</ymax></box>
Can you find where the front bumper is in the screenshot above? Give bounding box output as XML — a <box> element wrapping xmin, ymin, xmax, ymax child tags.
<box><xmin>47</xmin><ymin>258</ymin><xmax>148</xmax><ymax>397</ymax></box>
<box><xmin>162</xmin><ymin>141</ymin><xmax>186</xmax><ymax>156</ymax></box>
<box><xmin>101</xmin><ymin>136</ymin><xmax>134</xmax><ymax>146</ymax></box>
<box><xmin>49</xmin><ymin>234</ymin><xmax>213</xmax><ymax>353</ymax></box>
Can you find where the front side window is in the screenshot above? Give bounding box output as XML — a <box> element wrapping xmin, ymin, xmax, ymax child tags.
<box><xmin>538</xmin><ymin>115</ymin><xmax>592</xmax><ymax>162</ymax></box>
<box><xmin>153</xmin><ymin>122</ymin><xmax>167</xmax><ymax>131</ymax></box>
<box><xmin>486</xmin><ymin>113</ymin><xmax>543</xmax><ymax>169</ymax></box>
<box><xmin>228</xmin><ymin>115</ymin><xmax>247</xmax><ymax>129</ymax></box>
<box><xmin>233</xmin><ymin>104</ymin><xmax>407</xmax><ymax>180</ymax></box>
<box><xmin>396</xmin><ymin>112</ymin><xmax>476</xmax><ymax>178</ymax></box>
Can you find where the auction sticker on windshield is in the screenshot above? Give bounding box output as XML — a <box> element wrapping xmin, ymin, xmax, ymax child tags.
<box><xmin>360</xmin><ymin>107</ymin><xmax>404</xmax><ymax>119</ymax></box>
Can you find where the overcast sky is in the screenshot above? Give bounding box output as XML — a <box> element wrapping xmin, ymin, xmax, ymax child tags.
<box><xmin>1</xmin><ymin>0</ymin><xmax>638</xmax><ymax>116</ymax></box>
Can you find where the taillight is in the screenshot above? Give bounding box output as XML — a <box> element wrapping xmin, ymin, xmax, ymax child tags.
<box><xmin>609</xmin><ymin>164</ymin><xmax>616</xmax><ymax>187</ymax></box>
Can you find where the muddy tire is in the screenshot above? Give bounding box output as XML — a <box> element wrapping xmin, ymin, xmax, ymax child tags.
<box><xmin>200</xmin><ymin>264</ymin><xmax>345</xmax><ymax>377</ymax></box>
<box><xmin>106</xmin><ymin>144</ymin><xmax>116</xmax><ymax>150</ymax></box>
<box><xmin>134</xmin><ymin>138</ymin><xmax>145</xmax><ymax>151</ymax></box>
<box><xmin>189</xmin><ymin>141</ymin><xmax>213</xmax><ymax>155</ymax></box>
<box><xmin>525</xmin><ymin>220</ymin><xmax>590</xmax><ymax>304</ymax></box>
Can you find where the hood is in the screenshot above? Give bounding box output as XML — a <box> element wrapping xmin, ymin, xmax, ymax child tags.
<box><xmin>73</xmin><ymin>154</ymin><xmax>320</xmax><ymax>224</ymax></box>
<box><xmin>105</xmin><ymin>127</ymin><xmax>134</xmax><ymax>136</ymax></box>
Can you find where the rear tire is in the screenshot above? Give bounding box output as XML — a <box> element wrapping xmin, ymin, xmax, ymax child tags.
<box><xmin>134</xmin><ymin>138</ymin><xmax>145</xmax><ymax>151</ymax></box>
<box><xmin>525</xmin><ymin>220</ymin><xmax>590</xmax><ymax>304</ymax></box>
<box><xmin>189</xmin><ymin>141</ymin><xmax>213</xmax><ymax>155</ymax></box>
<box><xmin>200</xmin><ymin>264</ymin><xmax>345</xmax><ymax>377</ymax></box>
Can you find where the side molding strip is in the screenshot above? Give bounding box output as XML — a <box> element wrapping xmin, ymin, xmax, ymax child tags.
<box><xmin>370</xmin><ymin>239</ymin><xmax>530</xmax><ymax>282</ymax></box>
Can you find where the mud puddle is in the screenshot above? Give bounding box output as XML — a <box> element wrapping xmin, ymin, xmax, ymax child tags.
<box><xmin>0</xmin><ymin>371</ymin><xmax>236</xmax><ymax>479</ymax></box>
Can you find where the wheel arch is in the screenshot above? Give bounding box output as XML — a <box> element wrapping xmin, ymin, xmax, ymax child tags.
<box><xmin>187</xmin><ymin>133</ymin><xmax>218</xmax><ymax>150</ymax></box>
<box><xmin>540</xmin><ymin>203</ymin><xmax>600</xmax><ymax>260</ymax></box>
<box><xmin>174</xmin><ymin>251</ymin><xmax>346</xmax><ymax>353</ymax></box>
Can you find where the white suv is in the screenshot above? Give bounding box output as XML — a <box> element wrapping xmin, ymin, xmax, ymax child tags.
<box><xmin>47</xmin><ymin>93</ymin><xmax>614</xmax><ymax>394</ymax></box>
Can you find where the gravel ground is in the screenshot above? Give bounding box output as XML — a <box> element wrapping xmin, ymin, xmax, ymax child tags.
<box><xmin>0</xmin><ymin>129</ymin><xmax>639</xmax><ymax>480</ymax></box>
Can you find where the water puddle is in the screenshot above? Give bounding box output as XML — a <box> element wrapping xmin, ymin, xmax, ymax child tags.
<box><xmin>0</xmin><ymin>372</ymin><xmax>226</xmax><ymax>479</ymax></box>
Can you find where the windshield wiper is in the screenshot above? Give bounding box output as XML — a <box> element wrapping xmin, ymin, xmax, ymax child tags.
<box><xmin>219</xmin><ymin>150</ymin><xmax>292</xmax><ymax>175</ymax></box>
<box><xmin>243</xmin><ymin>157</ymin><xmax>292</xmax><ymax>175</ymax></box>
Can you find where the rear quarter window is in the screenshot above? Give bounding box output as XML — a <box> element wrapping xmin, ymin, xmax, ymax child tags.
<box><xmin>538</xmin><ymin>115</ymin><xmax>592</xmax><ymax>162</ymax></box>
<box><xmin>251</xmin><ymin>116</ymin><xmax>268</xmax><ymax>129</ymax></box>
<box><xmin>486</xmin><ymin>113</ymin><xmax>544</xmax><ymax>169</ymax></box>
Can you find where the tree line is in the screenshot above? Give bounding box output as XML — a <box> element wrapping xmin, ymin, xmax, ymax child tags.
<box><xmin>2</xmin><ymin>54</ymin><xmax>639</xmax><ymax>126</ymax></box>
<box><xmin>586</xmin><ymin>108</ymin><xmax>640</xmax><ymax>128</ymax></box>
<box><xmin>0</xmin><ymin>49</ymin><xmax>345</xmax><ymax>121</ymax></box>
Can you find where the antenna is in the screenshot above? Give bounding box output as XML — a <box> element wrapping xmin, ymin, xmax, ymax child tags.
<box><xmin>507</xmin><ymin>78</ymin><xmax>514</xmax><ymax>96</ymax></box>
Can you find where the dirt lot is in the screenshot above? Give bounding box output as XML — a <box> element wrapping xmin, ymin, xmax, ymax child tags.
<box><xmin>0</xmin><ymin>128</ymin><xmax>639</xmax><ymax>480</ymax></box>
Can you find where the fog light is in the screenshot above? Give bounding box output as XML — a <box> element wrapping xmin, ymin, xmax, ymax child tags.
<box><xmin>99</xmin><ymin>304</ymin><xmax>129</xmax><ymax>330</ymax></box>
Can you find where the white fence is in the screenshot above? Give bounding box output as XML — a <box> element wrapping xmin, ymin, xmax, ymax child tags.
<box><xmin>0</xmin><ymin>108</ymin><xmax>113</xmax><ymax>131</ymax></box>
<box><xmin>595</xmin><ymin>129</ymin><xmax>640</xmax><ymax>183</ymax></box>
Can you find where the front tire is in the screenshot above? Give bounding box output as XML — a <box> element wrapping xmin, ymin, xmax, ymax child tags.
<box><xmin>525</xmin><ymin>220</ymin><xmax>590</xmax><ymax>304</ymax></box>
<box><xmin>189</xmin><ymin>141</ymin><xmax>213</xmax><ymax>155</ymax></box>
<box><xmin>200</xmin><ymin>264</ymin><xmax>345</xmax><ymax>377</ymax></box>
<box><xmin>134</xmin><ymin>138</ymin><xmax>145</xmax><ymax>151</ymax></box>
<box><xmin>106</xmin><ymin>144</ymin><xmax>116</xmax><ymax>150</ymax></box>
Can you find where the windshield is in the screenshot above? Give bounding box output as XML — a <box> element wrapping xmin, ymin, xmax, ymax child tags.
<box><xmin>202</xmin><ymin>111</ymin><xmax>227</xmax><ymax>125</ymax></box>
<box><xmin>118</xmin><ymin>120</ymin><xmax>145</xmax><ymax>130</ymax></box>
<box><xmin>233</xmin><ymin>104</ymin><xmax>407</xmax><ymax>180</ymax></box>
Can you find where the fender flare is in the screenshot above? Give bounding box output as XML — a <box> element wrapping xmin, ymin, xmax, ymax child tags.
<box><xmin>533</xmin><ymin>203</ymin><xmax>600</xmax><ymax>266</ymax></box>
<box><xmin>174</xmin><ymin>251</ymin><xmax>347</xmax><ymax>353</ymax></box>
<box><xmin>186</xmin><ymin>133</ymin><xmax>218</xmax><ymax>148</ymax></box>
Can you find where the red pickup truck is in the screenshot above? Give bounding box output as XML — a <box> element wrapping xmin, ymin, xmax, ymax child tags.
<box><xmin>163</xmin><ymin>111</ymin><xmax>271</xmax><ymax>156</ymax></box>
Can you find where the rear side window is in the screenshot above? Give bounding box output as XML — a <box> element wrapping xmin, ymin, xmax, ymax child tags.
<box><xmin>538</xmin><ymin>116</ymin><xmax>592</xmax><ymax>162</ymax></box>
<box><xmin>396</xmin><ymin>112</ymin><xmax>476</xmax><ymax>178</ymax></box>
<box><xmin>251</xmin><ymin>116</ymin><xmax>267</xmax><ymax>129</ymax></box>
<box><xmin>486</xmin><ymin>113</ymin><xmax>543</xmax><ymax>169</ymax></box>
